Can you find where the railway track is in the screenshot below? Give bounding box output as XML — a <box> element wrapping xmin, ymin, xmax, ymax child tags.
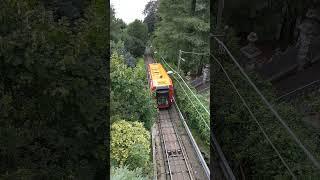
<box><xmin>144</xmin><ymin>50</ymin><xmax>209</xmax><ymax>180</ymax></box>
<box><xmin>156</xmin><ymin>108</ymin><xmax>194</xmax><ymax>180</ymax></box>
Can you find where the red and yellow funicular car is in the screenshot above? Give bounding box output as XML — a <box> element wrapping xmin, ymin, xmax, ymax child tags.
<box><xmin>147</xmin><ymin>63</ymin><xmax>174</xmax><ymax>109</ymax></box>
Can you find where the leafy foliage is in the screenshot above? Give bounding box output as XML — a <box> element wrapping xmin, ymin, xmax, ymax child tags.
<box><xmin>111</xmin><ymin>6</ymin><xmax>127</xmax><ymax>43</ymax></box>
<box><xmin>0</xmin><ymin>0</ymin><xmax>108</xmax><ymax>179</ymax></box>
<box><xmin>110</xmin><ymin>120</ymin><xmax>151</xmax><ymax>171</ymax></box>
<box><xmin>143</xmin><ymin>0</ymin><xmax>159</xmax><ymax>34</ymax></box>
<box><xmin>111</xmin><ymin>13</ymin><xmax>148</xmax><ymax>61</ymax></box>
<box><xmin>124</xmin><ymin>20</ymin><xmax>148</xmax><ymax>57</ymax></box>
<box><xmin>153</xmin><ymin>0</ymin><xmax>209</xmax><ymax>74</ymax></box>
<box><xmin>110</xmin><ymin>166</ymin><xmax>147</xmax><ymax>180</ymax></box>
<box><xmin>170</xmin><ymin>72</ymin><xmax>210</xmax><ymax>144</ymax></box>
<box><xmin>211</xmin><ymin>26</ymin><xmax>320</xmax><ymax>177</ymax></box>
<box><xmin>111</xmin><ymin>53</ymin><xmax>156</xmax><ymax>129</ymax></box>
<box><xmin>110</xmin><ymin>8</ymin><xmax>155</xmax><ymax>177</ymax></box>
<box><xmin>111</xmin><ymin>40</ymin><xmax>137</xmax><ymax>67</ymax></box>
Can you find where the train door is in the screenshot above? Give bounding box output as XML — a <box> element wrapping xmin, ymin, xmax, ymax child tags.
<box><xmin>156</xmin><ymin>89</ymin><xmax>169</xmax><ymax>108</ymax></box>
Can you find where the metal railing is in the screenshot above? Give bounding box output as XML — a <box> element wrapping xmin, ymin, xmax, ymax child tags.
<box><xmin>173</xmin><ymin>97</ymin><xmax>210</xmax><ymax>179</ymax></box>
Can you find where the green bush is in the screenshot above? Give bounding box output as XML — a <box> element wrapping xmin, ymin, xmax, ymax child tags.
<box><xmin>0</xmin><ymin>0</ymin><xmax>107</xmax><ymax>178</ymax></box>
<box><xmin>212</xmin><ymin>27</ymin><xmax>320</xmax><ymax>177</ymax></box>
<box><xmin>159</xmin><ymin>61</ymin><xmax>210</xmax><ymax>144</ymax></box>
<box><xmin>174</xmin><ymin>78</ymin><xmax>210</xmax><ymax>144</ymax></box>
<box><xmin>111</xmin><ymin>53</ymin><xmax>156</xmax><ymax>129</ymax></box>
<box><xmin>124</xmin><ymin>20</ymin><xmax>148</xmax><ymax>57</ymax></box>
<box><xmin>110</xmin><ymin>120</ymin><xmax>151</xmax><ymax>172</ymax></box>
<box><xmin>110</xmin><ymin>166</ymin><xmax>147</xmax><ymax>180</ymax></box>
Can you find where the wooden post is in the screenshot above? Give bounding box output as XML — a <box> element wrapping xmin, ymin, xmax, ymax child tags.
<box><xmin>178</xmin><ymin>50</ymin><xmax>182</xmax><ymax>73</ymax></box>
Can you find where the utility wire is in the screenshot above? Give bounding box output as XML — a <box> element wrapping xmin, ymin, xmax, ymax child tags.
<box><xmin>154</xmin><ymin>52</ymin><xmax>209</xmax><ymax>129</ymax></box>
<box><xmin>211</xmin><ymin>54</ymin><xmax>297</xmax><ymax>179</ymax></box>
<box><xmin>213</xmin><ymin>37</ymin><xmax>320</xmax><ymax>170</ymax></box>
<box><xmin>168</xmin><ymin>59</ymin><xmax>235</xmax><ymax>179</ymax></box>
<box><xmin>179</xmin><ymin>46</ymin><xmax>319</xmax><ymax>173</ymax></box>
<box><xmin>155</xmin><ymin>50</ymin><xmax>236</xmax><ymax>179</ymax></box>
<box><xmin>163</xmin><ymin>51</ymin><xmax>295</xmax><ymax>179</ymax></box>
<box><xmin>180</xmin><ymin>50</ymin><xmax>209</xmax><ymax>56</ymax></box>
<box><xmin>275</xmin><ymin>80</ymin><xmax>320</xmax><ymax>102</ymax></box>
<box><xmin>158</xmin><ymin>55</ymin><xmax>210</xmax><ymax>115</ymax></box>
<box><xmin>171</xmin><ymin>74</ymin><xmax>210</xmax><ymax>130</ymax></box>
<box><xmin>157</xmin><ymin>52</ymin><xmax>237</xmax><ymax>179</ymax></box>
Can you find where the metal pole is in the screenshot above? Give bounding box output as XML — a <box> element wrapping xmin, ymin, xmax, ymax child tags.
<box><xmin>178</xmin><ymin>49</ymin><xmax>182</xmax><ymax>73</ymax></box>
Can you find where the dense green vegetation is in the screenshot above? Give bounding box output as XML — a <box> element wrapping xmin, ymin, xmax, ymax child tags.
<box><xmin>125</xmin><ymin>20</ymin><xmax>149</xmax><ymax>57</ymax></box>
<box><xmin>111</xmin><ymin>166</ymin><xmax>147</xmax><ymax>180</ymax></box>
<box><xmin>110</xmin><ymin>50</ymin><xmax>155</xmax><ymax>178</ymax></box>
<box><xmin>0</xmin><ymin>0</ymin><xmax>108</xmax><ymax>179</ymax></box>
<box><xmin>175</xmin><ymin>81</ymin><xmax>209</xmax><ymax>142</ymax></box>
<box><xmin>152</xmin><ymin>0</ymin><xmax>211</xmax><ymax>167</ymax></box>
<box><xmin>152</xmin><ymin>0</ymin><xmax>209</xmax><ymax>75</ymax></box>
<box><xmin>111</xmin><ymin>7</ymin><xmax>148</xmax><ymax>60</ymax></box>
<box><xmin>160</xmin><ymin>61</ymin><xmax>210</xmax><ymax>143</ymax></box>
<box><xmin>213</xmin><ymin>56</ymin><xmax>320</xmax><ymax>177</ymax></box>
<box><xmin>110</xmin><ymin>54</ymin><xmax>156</xmax><ymax>129</ymax></box>
<box><xmin>110</xmin><ymin>5</ymin><xmax>156</xmax><ymax>177</ymax></box>
<box><xmin>143</xmin><ymin>0</ymin><xmax>159</xmax><ymax>34</ymax></box>
<box><xmin>173</xmin><ymin>74</ymin><xmax>211</xmax><ymax>163</ymax></box>
<box><xmin>111</xmin><ymin>120</ymin><xmax>151</xmax><ymax>173</ymax></box>
<box><xmin>211</xmin><ymin>2</ymin><xmax>320</xmax><ymax>177</ymax></box>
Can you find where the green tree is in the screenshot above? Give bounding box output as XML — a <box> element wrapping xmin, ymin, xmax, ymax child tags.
<box><xmin>111</xmin><ymin>6</ymin><xmax>127</xmax><ymax>43</ymax></box>
<box><xmin>111</xmin><ymin>120</ymin><xmax>151</xmax><ymax>170</ymax></box>
<box><xmin>111</xmin><ymin>53</ymin><xmax>156</xmax><ymax>129</ymax></box>
<box><xmin>111</xmin><ymin>166</ymin><xmax>147</xmax><ymax>180</ymax></box>
<box><xmin>153</xmin><ymin>0</ymin><xmax>209</xmax><ymax>75</ymax></box>
<box><xmin>125</xmin><ymin>20</ymin><xmax>148</xmax><ymax>57</ymax></box>
<box><xmin>0</xmin><ymin>0</ymin><xmax>107</xmax><ymax>179</ymax></box>
<box><xmin>211</xmin><ymin>25</ymin><xmax>320</xmax><ymax>177</ymax></box>
<box><xmin>143</xmin><ymin>0</ymin><xmax>159</xmax><ymax>34</ymax></box>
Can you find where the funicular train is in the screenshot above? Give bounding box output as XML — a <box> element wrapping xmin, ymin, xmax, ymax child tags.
<box><xmin>147</xmin><ymin>63</ymin><xmax>174</xmax><ymax>109</ymax></box>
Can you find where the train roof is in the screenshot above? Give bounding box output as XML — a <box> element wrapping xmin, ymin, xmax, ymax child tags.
<box><xmin>148</xmin><ymin>63</ymin><xmax>172</xmax><ymax>87</ymax></box>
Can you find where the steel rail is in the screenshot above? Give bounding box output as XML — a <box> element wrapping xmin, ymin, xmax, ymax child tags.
<box><xmin>155</xmin><ymin>53</ymin><xmax>235</xmax><ymax>179</ymax></box>
<box><xmin>168</xmin><ymin>108</ymin><xmax>194</xmax><ymax>180</ymax></box>
<box><xmin>152</xmin><ymin>49</ymin><xmax>235</xmax><ymax>179</ymax></box>
<box><xmin>173</xmin><ymin>76</ymin><xmax>234</xmax><ymax>180</ymax></box>
<box><xmin>158</xmin><ymin>114</ymin><xmax>174</xmax><ymax>180</ymax></box>
<box><xmin>173</xmin><ymin>97</ymin><xmax>211</xmax><ymax>179</ymax></box>
<box><xmin>173</xmin><ymin>79</ymin><xmax>234</xmax><ymax>180</ymax></box>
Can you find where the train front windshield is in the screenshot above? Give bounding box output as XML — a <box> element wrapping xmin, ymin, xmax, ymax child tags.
<box><xmin>156</xmin><ymin>90</ymin><xmax>169</xmax><ymax>107</ymax></box>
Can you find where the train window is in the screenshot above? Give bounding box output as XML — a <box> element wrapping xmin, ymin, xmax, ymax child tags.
<box><xmin>157</xmin><ymin>95</ymin><xmax>168</xmax><ymax>105</ymax></box>
<box><xmin>156</xmin><ymin>90</ymin><xmax>169</xmax><ymax>106</ymax></box>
